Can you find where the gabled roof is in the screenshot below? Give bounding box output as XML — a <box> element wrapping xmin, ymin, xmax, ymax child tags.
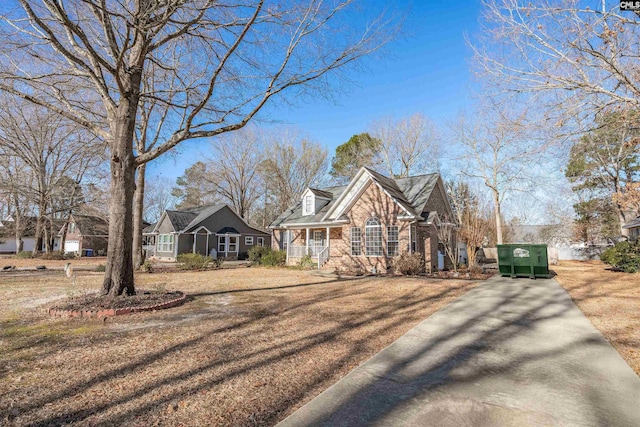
<box><xmin>308</xmin><ymin>188</ymin><xmax>334</xmax><ymax>199</ymax></box>
<box><xmin>159</xmin><ymin>204</ymin><xmax>227</xmax><ymax>233</ymax></box>
<box><xmin>71</xmin><ymin>215</ymin><xmax>109</xmax><ymax>236</ymax></box>
<box><xmin>270</xmin><ymin>167</ymin><xmax>445</xmax><ymax>228</ymax></box>
<box><xmin>164</xmin><ymin>210</ymin><xmax>198</xmax><ymax>232</ymax></box>
<box><xmin>364</xmin><ymin>167</ymin><xmax>426</xmax><ymax>216</ymax></box>
<box><xmin>270</xmin><ymin>186</ymin><xmax>347</xmax><ymax>227</ymax></box>
<box><xmin>622</xmin><ymin>216</ymin><xmax>640</xmax><ymax>229</ymax></box>
<box><xmin>142</xmin><ymin>222</ymin><xmax>156</xmax><ymax>234</ymax></box>
<box><xmin>395</xmin><ymin>173</ymin><xmax>440</xmax><ymax>214</ymax></box>
<box><xmin>154</xmin><ymin>203</ymin><xmax>269</xmax><ymax>236</ymax></box>
<box><xmin>181</xmin><ymin>204</ymin><xmax>227</xmax><ymax>232</ymax></box>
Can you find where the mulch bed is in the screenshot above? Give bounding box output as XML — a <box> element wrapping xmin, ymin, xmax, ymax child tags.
<box><xmin>427</xmin><ymin>270</ymin><xmax>495</xmax><ymax>280</ymax></box>
<box><xmin>48</xmin><ymin>290</ymin><xmax>186</xmax><ymax>318</ymax></box>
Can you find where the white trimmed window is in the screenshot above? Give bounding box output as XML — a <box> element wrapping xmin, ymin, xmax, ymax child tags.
<box><xmin>387</xmin><ymin>226</ymin><xmax>399</xmax><ymax>256</ymax></box>
<box><xmin>257</xmin><ymin>237</ymin><xmax>265</xmax><ymax>247</ymax></box>
<box><xmin>158</xmin><ymin>234</ymin><xmax>174</xmax><ymax>252</ymax></box>
<box><xmin>228</xmin><ymin>236</ymin><xmax>238</xmax><ymax>252</ymax></box>
<box><xmin>245</xmin><ymin>236</ymin><xmax>254</xmax><ymax>245</ymax></box>
<box><xmin>313</xmin><ymin>230</ymin><xmax>323</xmax><ymax>247</ymax></box>
<box><xmin>411</xmin><ymin>225</ymin><xmax>417</xmax><ymax>252</ymax></box>
<box><xmin>304</xmin><ymin>194</ymin><xmax>313</xmax><ymax>215</ymax></box>
<box><xmin>218</xmin><ymin>236</ymin><xmax>226</xmax><ymax>253</ymax></box>
<box><xmin>365</xmin><ymin>217</ymin><xmax>383</xmax><ymax>256</ymax></box>
<box><xmin>351</xmin><ymin>227</ymin><xmax>362</xmax><ymax>256</ymax></box>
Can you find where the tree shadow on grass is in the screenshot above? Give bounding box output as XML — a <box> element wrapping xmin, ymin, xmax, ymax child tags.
<box><xmin>278</xmin><ymin>277</ymin><xmax>640</xmax><ymax>426</ymax></box>
<box><xmin>3</xmin><ymin>276</ymin><xmax>471</xmax><ymax>426</ymax></box>
<box><xmin>8</xmin><ymin>272</ymin><xmax>639</xmax><ymax>427</ymax></box>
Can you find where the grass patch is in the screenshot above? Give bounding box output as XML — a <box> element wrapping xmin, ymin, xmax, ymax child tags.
<box><xmin>555</xmin><ymin>260</ymin><xmax>640</xmax><ymax>376</ymax></box>
<box><xmin>0</xmin><ymin>267</ymin><xmax>480</xmax><ymax>426</ymax></box>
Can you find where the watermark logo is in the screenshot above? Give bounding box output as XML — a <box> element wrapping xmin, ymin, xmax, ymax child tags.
<box><xmin>620</xmin><ymin>1</ymin><xmax>640</xmax><ymax>15</ymax></box>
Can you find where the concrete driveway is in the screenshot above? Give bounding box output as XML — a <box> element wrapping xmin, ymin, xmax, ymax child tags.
<box><xmin>278</xmin><ymin>276</ymin><xmax>640</xmax><ymax>426</ymax></box>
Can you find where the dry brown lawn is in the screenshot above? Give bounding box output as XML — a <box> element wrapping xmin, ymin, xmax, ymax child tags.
<box><xmin>0</xmin><ymin>266</ymin><xmax>480</xmax><ymax>426</ymax></box>
<box><xmin>0</xmin><ymin>256</ymin><xmax>108</xmax><ymax>269</ymax></box>
<box><xmin>554</xmin><ymin>260</ymin><xmax>640</xmax><ymax>376</ymax></box>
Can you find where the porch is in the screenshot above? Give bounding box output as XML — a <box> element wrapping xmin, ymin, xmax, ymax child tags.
<box><xmin>284</xmin><ymin>227</ymin><xmax>339</xmax><ymax>269</ymax></box>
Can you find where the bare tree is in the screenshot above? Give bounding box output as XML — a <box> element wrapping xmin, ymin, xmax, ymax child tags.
<box><xmin>447</xmin><ymin>180</ymin><xmax>491</xmax><ymax>270</ymax></box>
<box><xmin>474</xmin><ymin>0</ymin><xmax>640</xmax><ymax>131</ymax></box>
<box><xmin>370</xmin><ymin>113</ymin><xmax>440</xmax><ymax>178</ymax></box>
<box><xmin>0</xmin><ymin>156</ymin><xmax>34</xmax><ymax>253</ymax></box>
<box><xmin>450</xmin><ymin>103</ymin><xmax>545</xmax><ymax>244</ymax></box>
<box><xmin>132</xmin><ymin>68</ymin><xmax>177</xmax><ymax>268</ymax></box>
<box><xmin>144</xmin><ymin>175</ymin><xmax>177</xmax><ymax>224</ymax></box>
<box><xmin>0</xmin><ymin>1</ymin><xmax>400</xmax><ymax>295</ymax></box>
<box><xmin>207</xmin><ymin>126</ymin><xmax>265</xmax><ymax>220</ymax></box>
<box><xmin>437</xmin><ymin>214</ymin><xmax>459</xmax><ymax>272</ymax></box>
<box><xmin>260</xmin><ymin>128</ymin><xmax>329</xmax><ymax>215</ymax></box>
<box><xmin>0</xmin><ymin>100</ymin><xmax>102</xmax><ymax>253</ymax></box>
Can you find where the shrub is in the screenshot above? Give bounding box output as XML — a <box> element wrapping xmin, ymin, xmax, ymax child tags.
<box><xmin>248</xmin><ymin>246</ymin><xmax>286</xmax><ymax>266</ymax></box>
<box><xmin>600</xmin><ymin>240</ymin><xmax>640</xmax><ymax>273</ymax></box>
<box><xmin>177</xmin><ymin>253</ymin><xmax>212</xmax><ymax>270</ymax></box>
<box><xmin>212</xmin><ymin>258</ymin><xmax>224</xmax><ymax>269</ymax></box>
<box><xmin>259</xmin><ymin>249</ymin><xmax>287</xmax><ymax>267</ymax></box>
<box><xmin>15</xmin><ymin>251</ymin><xmax>34</xmax><ymax>259</ymax></box>
<box><xmin>237</xmin><ymin>252</ymin><xmax>249</xmax><ymax>261</ymax></box>
<box><xmin>298</xmin><ymin>254</ymin><xmax>316</xmax><ymax>269</ymax></box>
<box><xmin>141</xmin><ymin>260</ymin><xmax>153</xmax><ymax>273</ymax></box>
<box><xmin>248</xmin><ymin>245</ymin><xmax>270</xmax><ymax>262</ymax></box>
<box><xmin>96</xmin><ymin>264</ymin><xmax>106</xmax><ymax>272</ymax></box>
<box><xmin>394</xmin><ymin>252</ymin><xmax>424</xmax><ymax>276</ymax></box>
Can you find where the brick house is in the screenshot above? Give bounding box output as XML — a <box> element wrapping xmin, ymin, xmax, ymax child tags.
<box><xmin>269</xmin><ymin>167</ymin><xmax>455</xmax><ymax>273</ymax></box>
<box><xmin>60</xmin><ymin>214</ymin><xmax>109</xmax><ymax>256</ymax></box>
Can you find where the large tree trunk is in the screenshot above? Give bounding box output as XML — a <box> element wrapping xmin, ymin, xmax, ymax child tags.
<box><xmin>133</xmin><ymin>163</ymin><xmax>146</xmax><ymax>270</ymax></box>
<box><xmin>101</xmin><ymin>105</ymin><xmax>139</xmax><ymax>296</ymax></box>
<box><xmin>493</xmin><ymin>190</ymin><xmax>503</xmax><ymax>245</ymax></box>
<box><xmin>618</xmin><ymin>210</ymin><xmax>630</xmax><ymax>238</ymax></box>
<box><xmin>32</xmin><ymin>216</ymin><xmax>43</xmax><ymax>255</ymax></box>
<box><xmin>15</xmin><ymin>237</ymin><xmax>23</xmax><ymax>253</ymax></box>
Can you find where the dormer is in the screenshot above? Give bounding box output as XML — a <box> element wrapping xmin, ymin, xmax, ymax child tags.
<box><xmin>301</xmin><ymin>188</ymin><xmax>333</xmax><ymax>216</ymax></box>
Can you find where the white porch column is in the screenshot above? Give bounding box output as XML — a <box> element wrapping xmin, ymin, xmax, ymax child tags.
<box><xmin>192</xmin><ymin>233</ymin><xmax>196</xmax><ymax>254</ymax></box>
<box><xmin>305</xmin><ymin>227</ymin><xmax>310</xmax><ymax>255</ymax></box>
<box><xmin>285</xmin><ymin>229</ymin><xmax>290</xmax><ymax>264</ymax></box>
<box><xmin>326</xmin><ymin>227</ymin><xmax>330</xmax><ymax>254</ymax></box>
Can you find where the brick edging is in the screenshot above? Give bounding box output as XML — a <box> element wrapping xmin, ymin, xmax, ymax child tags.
<box><xmin>48</xmin><ymin>292</ymin><xmax>187</xmax><ymax>318</ymax></box>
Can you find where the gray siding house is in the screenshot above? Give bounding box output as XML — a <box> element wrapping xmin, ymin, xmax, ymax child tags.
<box><xmin>145</xmin><ymin>204</ymin><xmax>270</xmax><ymax>260</ymax></box>
<box><xmin>623</xmin><ymin>216</ymin><xmax>640</xmax><ymax>240</ymax></box>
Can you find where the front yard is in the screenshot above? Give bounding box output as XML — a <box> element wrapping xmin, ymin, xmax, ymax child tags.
<box><xmin>0</xmin><ymin>266</ymin><xmax>479</xmax><ymax>426</ymax></box>
<box><xmin>555</xmin><ymin>260</ymin><xmax>640</xmax><ymax>376</ymax></box>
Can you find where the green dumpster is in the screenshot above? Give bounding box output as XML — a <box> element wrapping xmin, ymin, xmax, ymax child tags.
<box><xmin>497</xmin><ymin>244</ymin><xmax>550</xmax><ymax>279</ymax></box>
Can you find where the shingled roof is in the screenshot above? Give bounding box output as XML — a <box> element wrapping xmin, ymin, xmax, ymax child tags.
<box><xmin>71</xmin><ymin>215</ymin><xmax>109</xmax><ymax>236</ymax></box>
<box><xmin>270</xmin><ymin>186</ymin><xmax>346</xmax><ymax>226</ymax></box>
<box><xmin>623</xmin><ymin>216</ymin><xmax>640</xmax><ymax>229</ymax></box>
<box><xmin>270</xmin><ymin>167</ymin><xmax>442</xmax><ymax>228</ymax></box>
<box><xmin>161</xmin><ymin>204</ymin><xmax>227</xmax><ymax>232</ymax></box>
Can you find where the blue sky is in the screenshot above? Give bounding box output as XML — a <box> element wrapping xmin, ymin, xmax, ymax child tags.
<box><xmin>148</xmin><ymin>0</ymin><xmax>484</xmax><ymax>180</ymax></box>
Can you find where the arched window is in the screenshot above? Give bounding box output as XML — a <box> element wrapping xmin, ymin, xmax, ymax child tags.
<box><xmin>365</xmin><ymin>217</ymin><xmax>383</xmax><ymax>256</ymax></box>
